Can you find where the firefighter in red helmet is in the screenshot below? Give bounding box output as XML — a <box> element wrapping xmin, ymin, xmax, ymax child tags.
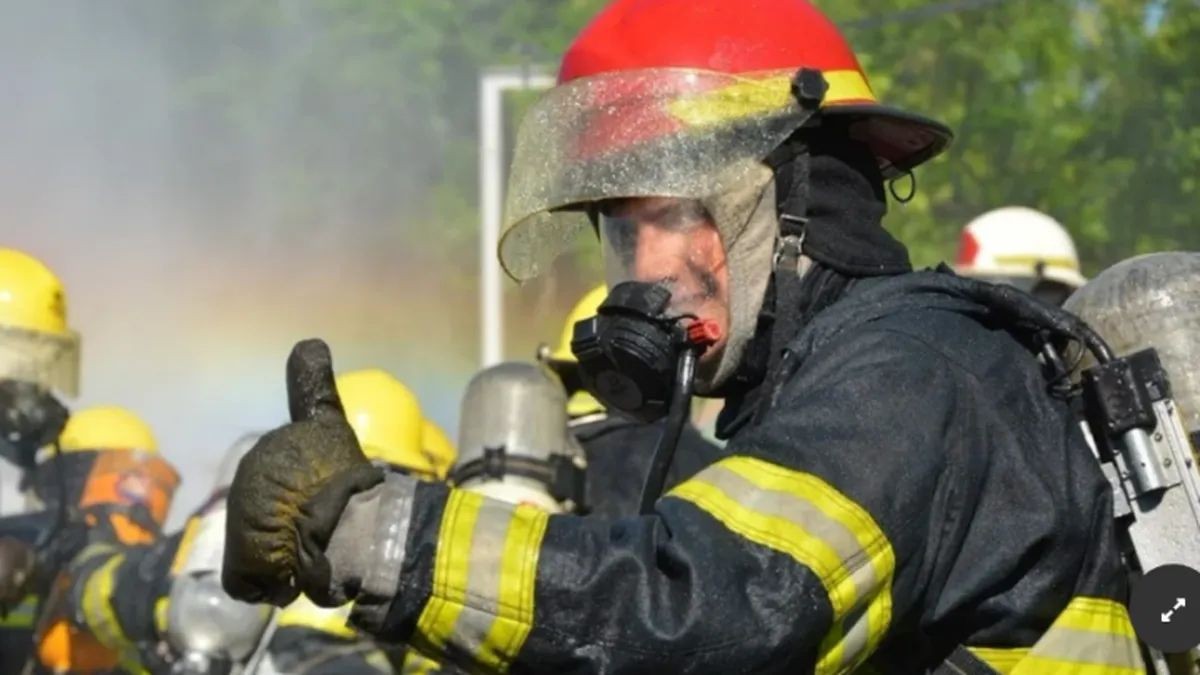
<box><xmin>221</xmin><ymin>1</ymin><xmax>1142</xmax><ymax>673</ymax></box>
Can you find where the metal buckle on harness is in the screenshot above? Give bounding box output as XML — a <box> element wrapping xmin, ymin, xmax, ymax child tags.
<box><xmin>773</xmin><ymin>229</ymin><xmax>806</xmax><ymax>268</ymax></box>
<box><xmin>451</xmin><ymin>445</ymin><xmax>589</xmax><ymax>513</ymax></box>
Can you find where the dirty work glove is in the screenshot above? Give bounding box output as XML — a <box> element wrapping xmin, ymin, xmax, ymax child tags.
<box><xmin>0</xmin><ymin>536</ymin><xmax>35</xmax><ymax>617</ymax></box>
<box><xmin>222</xmin><ymin>339</ymin><xmax>384</xmax><ymax>607</ymax></box>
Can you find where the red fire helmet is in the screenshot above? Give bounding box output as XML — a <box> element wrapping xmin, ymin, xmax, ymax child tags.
<box><xmin>498</xmin><ymin>0</ymin><xmax>952</xmax><ymax>282</ymax></box>
<box><xmin>560</xmin><ymin>0</ymin><xmax>950</xmax><ymax>174</ymax></box>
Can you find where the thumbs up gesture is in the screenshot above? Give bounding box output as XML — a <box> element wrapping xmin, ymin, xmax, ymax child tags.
<box><xmin>222</xmin><ymin>339</ymin><xmax>384</xmax><ymax>607</ymax></box>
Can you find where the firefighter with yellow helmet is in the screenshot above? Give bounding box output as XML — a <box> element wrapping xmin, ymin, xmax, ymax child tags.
<box><xmin>61</xmin><ymin>369</ymin><xmax>452</xmax><ymax>674</ymax></box>
<box><xmin>223</xmin><ymin>0</ymin><xmax>1141</xmax><ymax>671</ymax></box>
<box><xmin>28</xmin><ymin>405</ymin><xmax>177</xmax><ymax>675</ymax></box>
<box><xmin>0</xmin><ymin>247</ymin><xmax>78</xmax><ymax>517</ymax></box>
<box><xmin>539</xmin><ymin>285</ymin><xmax>723</xmax><ymax>518</ymax></box>
<box><xmin>954</xmin><ymin>206</ymin><xmax>1088</xmax><ymax>306</ymax></box>
<box><xmin>0</xmin><ymin>247</ymin><xmax>80</xmax><ymax>672</ymax></box>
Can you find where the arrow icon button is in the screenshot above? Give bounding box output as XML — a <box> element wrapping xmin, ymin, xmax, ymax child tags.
<box><xmin>1131</xmin><ymin>565</ymin><xmax>1200</xmax><ymax>653</ymax></box>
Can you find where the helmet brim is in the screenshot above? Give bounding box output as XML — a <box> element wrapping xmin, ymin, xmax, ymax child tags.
<box><xmin>822</xmin><ymin>103</ymin><xmax>953</xmax><ymax>178</ymax></box>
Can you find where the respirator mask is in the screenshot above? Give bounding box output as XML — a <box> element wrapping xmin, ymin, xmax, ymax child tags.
<box><xmin>0</xmin><ymin>379</ymin><xmax>68</xmax><ymax>471</ymax></box>
<box><xmin>571</xmin><ymin>281</ymin><xmax>718</xmax><ymax>514</ymax></box>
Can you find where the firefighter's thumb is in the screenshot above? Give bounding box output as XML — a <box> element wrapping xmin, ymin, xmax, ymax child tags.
<box><xmin>287</xmin><ymin>339</ymin><xmax>345</xmax><ymax>424</ymax></box>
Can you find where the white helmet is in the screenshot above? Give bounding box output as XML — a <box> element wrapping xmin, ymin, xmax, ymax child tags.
<box><xmin>955</xmin><ymin>207</ymin><xmax>1087</xmax><ymax>293</ymax></box>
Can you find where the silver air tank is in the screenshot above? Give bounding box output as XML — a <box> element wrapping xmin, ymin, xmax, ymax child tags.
<box><xmin>454</xmin><ymin>362</ymin><xmax>586</xmax><ymax>513</ymax></box>
<box><xmin>1065</xmin><ymin>252</ymin><xmax>1200</xmax><ymax>576</ymax></box>
<box><xmin>166</xmin><ymin>433</ymin><xmax>273</xmax><ymax>675</ymax></box>
<box><xmin>1066</xmin><ymin>252</ymin><xmax>1200</xmax><ymax>435</ymax></box>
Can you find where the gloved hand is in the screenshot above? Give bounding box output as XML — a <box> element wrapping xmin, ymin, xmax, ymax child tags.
<box><xmin>222</xmin><ymin>339</ymin><xmax>384</xmax><ymax>607</ymax></box>
<box><xmin>0</xmin><ymin>536</ymin><xmax>36</xmax><ymax>617</ymax></box>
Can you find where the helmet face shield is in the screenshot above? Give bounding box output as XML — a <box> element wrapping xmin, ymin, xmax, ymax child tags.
<box><xmin>599</xmin><ymin>197</ymin><xmax>729</xmax><ymax>325</ymax></box>
<box><xmin>500</xmin><ymin>68</ymin><xmax>814</xmax><ymax>281</ymax></box>
<box><xmin>0</xmin><ymin>325</ymin><xmax>80</xmax><ymax>397</ymax></box>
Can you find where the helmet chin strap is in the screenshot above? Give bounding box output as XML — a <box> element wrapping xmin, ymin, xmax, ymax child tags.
<box><xmin>702</xmin><ymin>69</ymin><xmax>828</xmax><ymax>397</ymax></box>
<box><xmin>737</xmin><ymin>69</ymin><xmax>824</xmax><ymax>423</ymax></box>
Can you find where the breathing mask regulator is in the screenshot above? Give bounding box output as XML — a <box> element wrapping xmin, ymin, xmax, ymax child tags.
<box><xmin>450</xmin><ymin>363</ymin><xmax>588</xmax><ymax>513</ymax></box>
<box><xmin>570</xmin><ymin>282</ymin><xmax>719</xmax><ymax>513</ymax></box>
<box><xmin>0</xmin><ymin>379</ymin><xmax>68</xmax><ymax>473</ymax></box>
<box><xmin>0</xmin><ymin>379</ymin><xmax>77</xmax><ymax>601</ymax></box>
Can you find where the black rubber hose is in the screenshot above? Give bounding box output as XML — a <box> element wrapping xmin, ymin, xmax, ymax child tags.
<box><xmin>638</xmin><ymin>348</ymin><xmax>698</xmax><ymax>515</ymax></box>
<box><xmin>947</xmin><ymin>274</ymin><xmax>1115</xmax><ymax>364</ymax></box>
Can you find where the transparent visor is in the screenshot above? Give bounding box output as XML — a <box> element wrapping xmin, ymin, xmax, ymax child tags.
<box><xmin>0</xmin><ymin>325</ymin><xmax>80</xmax><ymax>397</ymax></box>
<box><xmin>499</xmin><ymin>68</ymin><xmax>813</xmax><ymax>281</ymax></box>
<box><xmin>599</xmin><ymin>198</ymin><xmax>727</xmax><ymax>320</ymax></box>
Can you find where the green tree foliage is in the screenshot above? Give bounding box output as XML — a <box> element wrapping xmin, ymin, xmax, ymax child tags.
<box><xmin>159</xmin><ymin>0</ymin><xmax>1198</xmax><ymax>275</ymax></box>
<box><xmin>827</xmin><ymin>0</ymin><xmax>1200</xmax><ymax>270</ymax></box>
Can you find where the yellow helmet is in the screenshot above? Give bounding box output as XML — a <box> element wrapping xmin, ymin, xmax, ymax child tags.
<box><xmin>59</xmin><ymin>405</ymin><xmax>158</xmax><ymax>454</ymax></box>
<box><xmin>0</xmin><ymin>248</ymin><xmax>80</xmax><ymax>396</ymax></box>
<box><xmin>540</xmin><ymin>285</ymin><xmax>606</xmax><ymax>418</ymax></box>
<box><xmin>335</xmin><ymin>369</ymin><xmax>432</xmax><ymax>476</ymax></box>
<box><xmin>50</xmin><ymin>406</ymin><xmax>176</xmax><ymax>546</ymax></box>
<box><xmin>547</xmin><ymin>285</ymin><xmax>607</xmax><ymax>364</ymax></box>
<box><xmin>420</xmin><ymin>418</ymin><xmax>457</xmax><ymax>479</ymax></box>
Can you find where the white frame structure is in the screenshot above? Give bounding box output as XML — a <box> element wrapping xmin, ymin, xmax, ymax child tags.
<box><xmin>479</xmin><ymin>66</ymin><xmax>556</xmax><ymax>367</ymax></box>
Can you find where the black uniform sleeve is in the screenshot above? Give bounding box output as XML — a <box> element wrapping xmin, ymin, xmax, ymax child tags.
<box><xmin>372</xmin><ymin>328</ymin><xmax>969</xmax><ymax>674</ymax></box>
<box><xmin>68</xmin><ymin>527</ymin><xmax>184</xmax><ymax>668</ymax></box>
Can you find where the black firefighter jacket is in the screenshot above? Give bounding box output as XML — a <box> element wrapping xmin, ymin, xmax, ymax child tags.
<box><xmin>367</xmin><ymin>271</ymin><xmax>1143</xmax><ymax>675</ymax></box>
<box><xmin>573</xmin><ymin>413</ymin><xmax>726</xmax><ymax>520</ymax></box>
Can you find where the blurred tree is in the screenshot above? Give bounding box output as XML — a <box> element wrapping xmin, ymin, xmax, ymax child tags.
<box><xmin>826</xmin><ymin>0</ymin><xmax>1200</xmax><ymax>271</ymax></box>
<box><xmin>156</xmin><ymin>0</ymin><xmax>1199</xmax><ymax>275</ymax></box>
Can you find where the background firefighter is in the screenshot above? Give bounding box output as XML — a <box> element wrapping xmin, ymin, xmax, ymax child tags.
<box><xmin>63</xmin><ymin>370</ymin><xmax>453</xmax><ymax>674</ymax></box>
<box><xmin>0</xmin><ymin>247</ymin><xmax>80</xmax><ymax>675</ymax></box>
<box><xmin>954</xmin><ymin>206</ymin><xmax>1088</xmax><ymax>307</ymax></box>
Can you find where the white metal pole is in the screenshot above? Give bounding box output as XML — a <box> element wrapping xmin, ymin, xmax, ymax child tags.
<box><xmin>480</xmin><ymin>75</ymin><xmax>504</xmax><ymax>367</ymax></box>
<box><xmin>479</xmin><ymin>68</ymin><xmax>555</xmax><ymax>368</ymax></box>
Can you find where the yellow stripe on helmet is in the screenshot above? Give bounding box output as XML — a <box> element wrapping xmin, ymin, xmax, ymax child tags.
<box><xmin>993</xmin><ymin>254</ymin><xmax>1082</xmax><ymax>271</ymax></box>
<box><xmin>667</xmin><ymin>455</ymin><xmax>894</xmax><ymax>674</ymax></box>
<box><xmin>668</xmin><ymin>69</ymin><xmax>877</xmax><ymax>129</ymax></box>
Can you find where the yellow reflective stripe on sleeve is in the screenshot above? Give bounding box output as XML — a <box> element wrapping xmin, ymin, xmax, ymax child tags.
<box><xmin>153</xmin><ymin>596</ymin><xmax>169</xmax><ymax>636</ymax></box>
<box><xmin>968</xmin><ymin>647</ymin><xmax>1031</xmax><ymax>674</ymax></box>
<box><xmin>667</xmin><ymin>455</ymin><xmax>895</xmax><ymax>675</ymax></box>
<box><xmin>415</xmin><ymin>489</ymin><xmax>483</xmax><ymax>652</ymax></box>
<box><xmin>169</xmin><ymin>515</ymin><xmax>202</xmax><ymax>576</ymax></box>
<box><xmin>400</xmin><ymin>650</ymin><xmax>444</xmax><ymax>675</ymax></box>
<box><xmin>0</xmin><ymin>594</ymin><xmax>37</xmax><ymax>628</ymax></box>
<box><xmin>1010</xmin><ymin>597</ymin><xmax>1144</xmax><ymax>675</ymax></box>
<box><xmin>80</xmin><ymin>551</ymin><xmax>146</xmax><ymax>674</ymax></box>
<box><xmin>969</xmin><ymin>598</ymin><xmax>1144</xmax><ymax>675</ymax></box>
<box><xmin>364</xmin><ymin>650</ymin><xmax>393</xmax><ymax>673</ymax></box>
<box><xmin>277</xmin><ymin>595</ymin><xmax>356</xmax><ymax>639</ymax></box>
<box><xmin>413</xmin><ymin>490</ymin><xmax>549</xmax><ymax>673</ymax></box>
